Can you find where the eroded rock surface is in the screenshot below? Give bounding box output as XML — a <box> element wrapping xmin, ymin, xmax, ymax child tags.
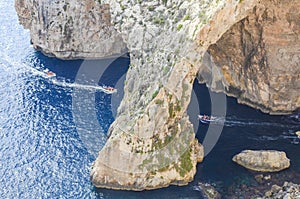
<box><xmin>15</xmin><ymin>0</ymin><xmax>300</xmax><ymax>191</ymax></box>
<box><xmin>263</xmin><ymin>182</ymin><xmax>300</xmax><ymax>199</ymax></box>
<box><xmin>197</xmin><ymin>182</ymin><xmax>221</xmax><ymax>199</ymax></box>
<box><xmin>90</xmin><ymin>0</ymin><xmax>259</xmax><ymax>190</ymax></box>
<box><xmin>15</xmin><ymin>0</ymin><xmax>127</xmax><ymax>59</ymax></box>
<box><xmin>199</xmin><ymin>0</ymin><xmax>300</xmax><ymax>114</ymax></box>
<box><xmin>232</xmin><ymin>150</ymin><xmax>290</xmax><ymax>172</ymax></box>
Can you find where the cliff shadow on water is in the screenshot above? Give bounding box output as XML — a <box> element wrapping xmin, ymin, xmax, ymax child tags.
<box><xmin>4</xmin><ymin>39</ymin><xmax>300</xmax><ymax>199</ymax></box>
<box><xmin>25</xmin><ymin>51</ymin><xmax>130</xmax><ymax>156</ymax></box>
<box><xmin>93</xmin><ymin>79</ymin><xmax>300</xmax><ymax>198</ymax></box>
<box><xmin>188</xmin><ymin>81</ymin><xmax>300</xmax><ymax>197</ymax></box>
<box><xmin>21</xmin><ymin>49</ymin><xmax>300</xmax><ymax>198</ymax></box>
<box><xmin>20</xmin><ymin>50</ymin><xmax>207</xmax><ymax>198</ymax></box>
<box><xmin>91</xmin><ymin>78</ymin><xmax>300</xmax><ymax>198</ymax></box>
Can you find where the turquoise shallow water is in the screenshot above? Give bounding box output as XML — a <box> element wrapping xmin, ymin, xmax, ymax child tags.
<box><xmin>1</xmin><ymin>0</ymin><xmax>299</xmax><ymax>198</ymax></box>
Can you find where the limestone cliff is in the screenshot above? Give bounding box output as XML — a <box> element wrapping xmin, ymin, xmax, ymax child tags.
<box><xmin>199</xmin><ymin>0</ymin><xmax>300</xmax><ymax>114</ymax></box>
<box><xmin>92</xmin><ymin>0</ymin><xmax>299</xmax><ymax>189</ymax></box>
<box><xmin>90</xmin><ymin>0</ymin><xmax>259</xmax><ymax>190</ymax></box>
<box><xmin>15</xmin><ymin>0</ymin><xmax>300</xmax><ymax>191</ymax></box>
<box><xmin>15</xmin><ymin>0</ymin><xmax>127</xmax><ymax>59</ymax></box>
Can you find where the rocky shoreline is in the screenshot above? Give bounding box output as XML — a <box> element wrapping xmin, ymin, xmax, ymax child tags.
<box><xmin>225</xmin><ymin>171</ymin><xmax>300</xmax><ymax>199</ymax></box>
<box><xmin>196</xmin><ymin>179</ymin><xmax>300</xmax><ymax>199</ymax></box>
<box><xmin>15</xmin><ymin>0</ymin><xmax>300</xmax><ymax>192</ymax></box>
<box><xmin>198</xmin><ymin>170</ymin><xmax>300</xmax><ymax>198</ymax></box>
<box><xmin>262</xmin><ymin>182</ymin><xmax>300</xmax><ymax>199</ymax></box>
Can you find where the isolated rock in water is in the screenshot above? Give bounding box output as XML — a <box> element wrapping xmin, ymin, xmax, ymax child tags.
<box><xmin>196</xmin><ymin>183</ymin><xmax>221</xmax><ymax>199</ymax></box>
<box><xmin>295</xmin><ymin>131</ymin><xmax>300</xmax><ymax>137</ymax></box>
<box><xmin>263</xmin><ymin>182</ymin><xmax>300</xmax><ymax>199</ymax></box>
<box><xmin>232</xmin><ymin>150</ymin><xmax>290</xmax><ymax>172</ymax></box>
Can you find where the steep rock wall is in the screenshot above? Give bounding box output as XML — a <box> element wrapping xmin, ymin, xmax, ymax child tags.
<box><xmin>199</xmin><ymin>0</ymin><xmax>300</xmax><ymax>114</ymax></box>
<box><xmin>90</xmin><ymin>0</ymin><xmax>260</xmax><ymax>190</ymax></box>
<box><xmin>15</xmin><ymin>0</ymin><xmax>300</xmax><ymax>191</ymax></box>
<box><xmin>15</xmin><ymin>0</ymin><xmax>127</xmax><ymax>59</ymax></box>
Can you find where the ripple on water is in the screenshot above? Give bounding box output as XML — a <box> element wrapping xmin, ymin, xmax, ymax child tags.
<box><xmin>1</xmin><ymin>0</ymin><xmax>299</xmax><ymax>198</ymax></box>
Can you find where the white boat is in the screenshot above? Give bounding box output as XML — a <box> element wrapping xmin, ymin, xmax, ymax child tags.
<box><xmin>198</xmin><ymin>115</ymin><xmax>217</xmax><ymax>123</ymax></box>
<box><xmin>43</xmin><ymin>69</ymin><xmax>56</xmax><ymax>78</ymax></box>
<box><xmin>46</xmin><ymin>71</ymin><xmax>56</xmax><ymax>78</ymax></box>
<box><xmin>102</xmin><ymin>85</ymin><xmax>117</xmax><ymax>94</ymax></box>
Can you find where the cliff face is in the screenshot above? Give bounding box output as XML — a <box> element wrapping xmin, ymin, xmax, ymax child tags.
<box><xmin>15</xmin><ymin>0</ymin><xmax>300</xmax><ymax>191</ymax></box>
<box><xmin>199</xmin><ymin>0</ymin><xmax>300</xmax><ymax>114</ymax></box>
<box><xmin>15</xmin><ymin>0</ymin><xmax>127</xmax><ymax>59</ymax></box>
<box><xmin>90</xmin><ymin>0</ymin><xmax>260</xmax><ymax>190</ymax></box>
<box><xmin>92</xmin><ymin>0</ymin><xmax>299</xmax><ymax>189</ymax></box>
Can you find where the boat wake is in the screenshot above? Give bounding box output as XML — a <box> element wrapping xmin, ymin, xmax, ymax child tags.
<box><xmin>224</xmin><ymin>120</ymin><xmax>297</xmax><ymax>128</ymax></box>
<box><xmin>0</xmin><ymin>55</ymin><xmax>117</xmax><ymax>94</ymax></box>
<box><xmin>200</xmin><ymin>116</ymin><xmax>300</xmax><ymax>129</ymax></box>
<box><xmin>50</xmin><ymin>79</ymin><xmax>117</xmax><ymax>94</ymax></box>
<box><xmin>201</xmin><ymin>115</ymin><xmax>300</xmax><ymax>145</ymax></box>
<box><xmin>0</xmin><ymin>53</ymin><xmax>42</xmax><ymax>77</ymax></box>
<box><xmin>249</xmin><ymin>131</ymin><xmax>300</xmax><ymax>145</ymax></box>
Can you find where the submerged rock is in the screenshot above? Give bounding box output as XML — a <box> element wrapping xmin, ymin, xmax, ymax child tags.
<box><xmin>233</xmin><ymin>150</ymin><xmax>290</xmax><ymax>172</ymax></box>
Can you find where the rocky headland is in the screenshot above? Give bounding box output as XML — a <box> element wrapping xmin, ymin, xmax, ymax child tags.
<box><xmin>16</xmin><ymin>0</ymin><xmax>300</xmax><ymax>191</ymax></box>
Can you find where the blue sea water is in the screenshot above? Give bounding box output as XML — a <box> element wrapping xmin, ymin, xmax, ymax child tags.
<box><xmin>0</xmin><ymin>0</ymin><xmax>299</xmax><ymax>198</ymax></box>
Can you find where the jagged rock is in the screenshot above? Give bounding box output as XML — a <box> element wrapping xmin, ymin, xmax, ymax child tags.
<box><xmin>270</xmin><ymin>184</ymin><xmax>282</xmax><ymax>193</ymax></box>
<box><xmin>197</xmin><ymin>182</ymin><xmax>221</xmax><ymax>199</ymax></box>
<box><xmin>90</xmin><ymin>0</ymin><xmax>258</xmax><ymax>190</ymax></box>
<box><xmin>255</xmin><ymin>174</ymin><xmax>264</xmax><ymax>184</ymax></box>
<box><xmin>263</xmin><ymin>182</ymin><xmax>300</xmax><ymax>199</ymax></box>
<box><xmin>264</xmin><ymin>175</ymin><xmax>271</xmax><ymax>181</ymax></box>
<box><xmin>232</xmin><ymin>150</ymin><xmax>290</xmax><ymax>172</ymax></box>
<box><xmin>15</xmin><ymin>0</ymin><xmax>127</xmax><ymax>59</ymax></box>
<box><xmin>15</xmin><ymin>0</ymin><xmax>300</xmax><ymax>191</ymax></box>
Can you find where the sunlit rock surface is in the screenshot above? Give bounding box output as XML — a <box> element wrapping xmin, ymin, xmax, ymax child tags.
<box><xmin>232</xmin><ymin>150</ymin><xmax>290</xmax><ymax>172</ymax></box>
<box><xmin>15</xmin><ymin>0</ymin><xmax>300</xmax><ymax>190</ymax></box>
<box><xmin>263</xmin><ymin>182</ymin><xmax>300</xmax><ymax>199</ymax></box>
<box><xmin>200</xmin><ymin>0</ymin><xmax>300</xmax><ymax>114</ymax></box>
<box><xmin>15</xmin><ymin>0</ymin><xmax>127</xmax><ymax>59</ymax></box>
<box><xmin>90</xmin><ymin>0</ymin><xmax>258</xmax><ymax>190</ymax></box>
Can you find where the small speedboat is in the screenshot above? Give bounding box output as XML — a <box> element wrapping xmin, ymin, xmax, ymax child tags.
<box><xmin>46</xmin><ymin>71</ymin><xmax>56</xmax><ymax>77</ymax></box>
<box><xmin>44</xmin><ymin>69</ymin><xmax>56</xmax><ymax>78</ymax></box>
<box><xmin>198</xmin><ymin>115</ymin><xmax>216</xmax><ymax>123</ymax></box>
<box><xmin>103</xmin><ymin>86</ymin><xmax>117</xmax><ymax>93</ymax></box>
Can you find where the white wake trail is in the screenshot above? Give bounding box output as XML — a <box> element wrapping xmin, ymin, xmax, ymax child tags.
<box><xmin>50</xmin><ymin>79</ymin><xmax>116</xmax><ymax>94</ymax></box>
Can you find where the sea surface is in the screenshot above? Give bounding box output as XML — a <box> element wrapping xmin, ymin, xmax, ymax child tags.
<box><xmin>0</xmin><ymin>0</ymin><xmax>299</xmax><ymax>198</ymax></box>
